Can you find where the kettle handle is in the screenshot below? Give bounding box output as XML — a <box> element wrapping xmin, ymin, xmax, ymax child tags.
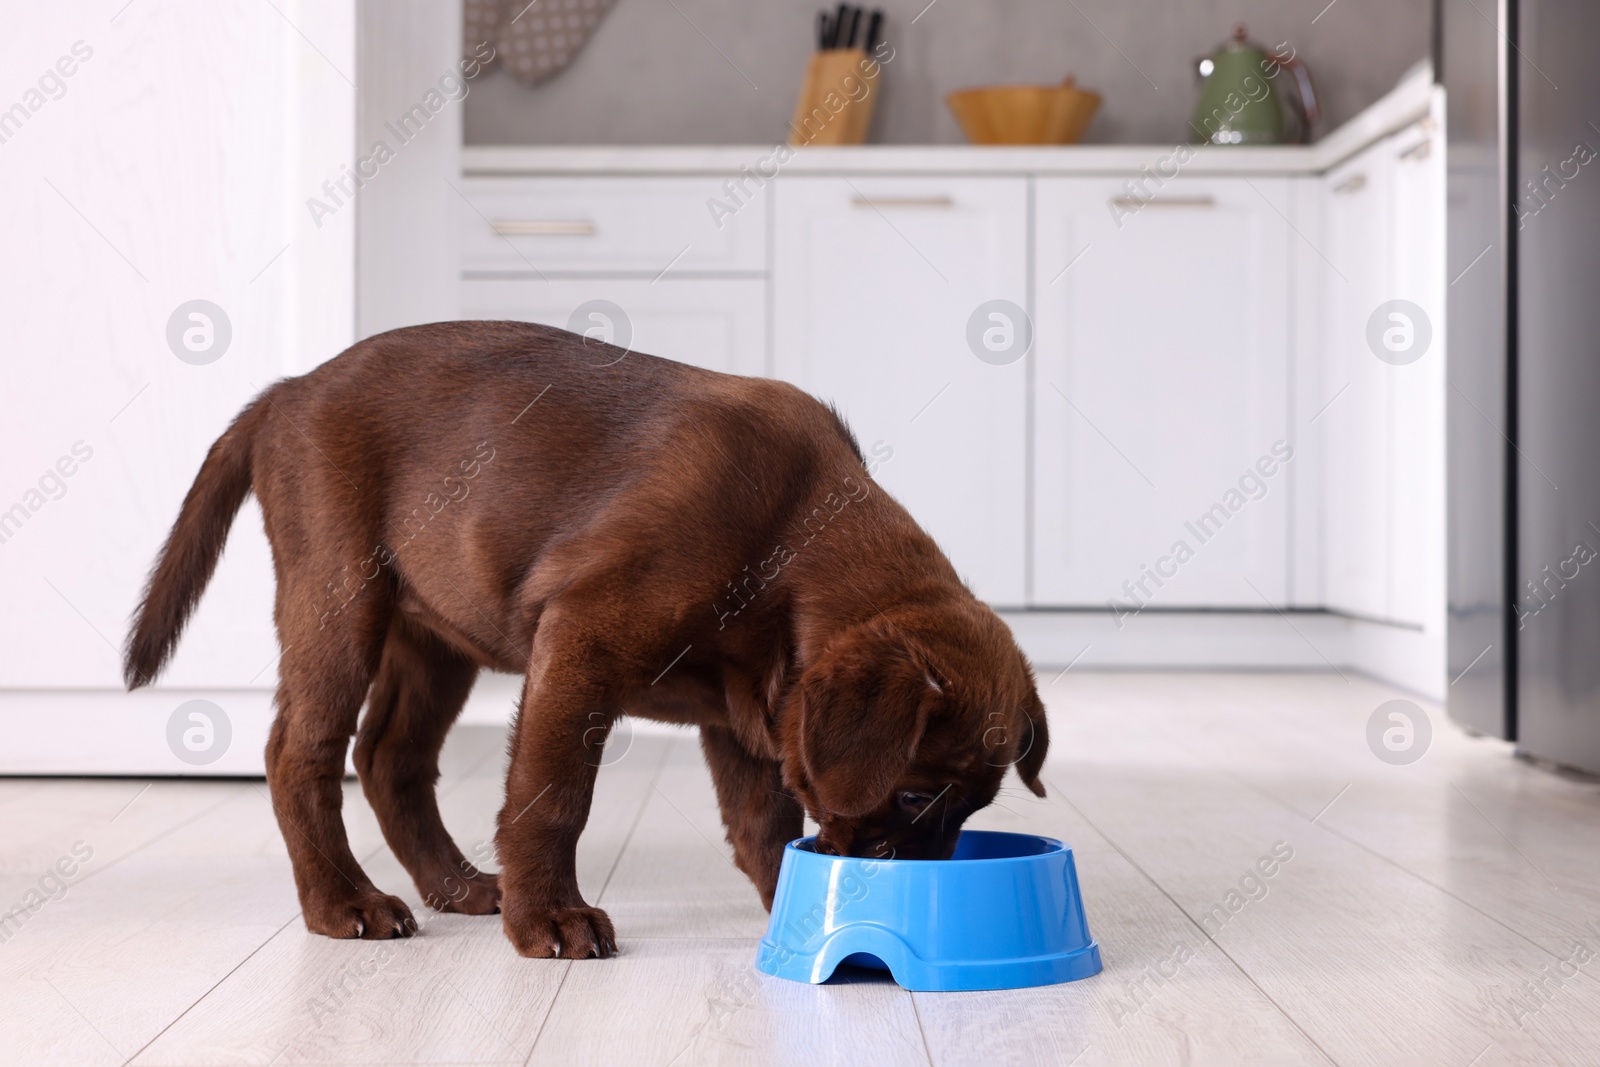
<box><xmin>1273</xmin><ymin>49</ymin><xmax>1320</xmax><ymax>142</ymax></box>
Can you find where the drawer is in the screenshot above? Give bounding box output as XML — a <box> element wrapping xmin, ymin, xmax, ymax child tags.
<box><xmin>460</xmin><ymin>277</ymin><xmax>767</xmax><ymax>377</ymax></box>
<box><xmin>458</xmin><ymin>177</ymin><xmax>767</xmax><ymax>274</ymax></box>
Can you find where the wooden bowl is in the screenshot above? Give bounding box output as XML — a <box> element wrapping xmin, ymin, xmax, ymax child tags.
<box><xmin>946</xmin><ymin>82</ymin><xmax>1101</xmax><ymax>145</ymax></box>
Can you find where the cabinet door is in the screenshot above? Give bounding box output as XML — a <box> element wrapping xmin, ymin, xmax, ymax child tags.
<box><xmin>772</xmin><ymin>177</ymin><xmax>1028</xmax><ymax>606</ymax></box>
<box><xmin>1387</xmin><ymin>121</ymin><xmax>1447</xmax><ymax>630</ymax></box>
<box><xmin>1319</xmin><ymin>142</ymin><xmax>1395</xmax><ymax>621</ymax></box>
<box><xmin>1033</xmin><ymin>177</ymin><xmax>1291</xmax><ymax>608</ymax></box>
<box><xmin>461</xmin><ymin>278</ymin><xmax>766</xmax><ymax>377</ymax></box>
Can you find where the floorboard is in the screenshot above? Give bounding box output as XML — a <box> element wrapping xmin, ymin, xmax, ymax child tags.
<box><xmin>2</xmin><ymin>675</ymin><xmax>1597</xmax><ymax>1066</ymax></box>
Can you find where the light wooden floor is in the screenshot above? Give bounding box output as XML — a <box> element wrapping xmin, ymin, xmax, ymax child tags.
<box><xmin>3</xmin><ymin>672</ymin><xmax>1599</xmax><ymax>1066</ymax></box>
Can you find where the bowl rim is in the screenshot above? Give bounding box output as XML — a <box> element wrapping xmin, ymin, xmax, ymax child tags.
<box><xmin>946</xmin><ymin>84</ymin><xmax>1102</xmax><ymax>100</ymax></box>
<box><xmin>785</xmin><ymin>829</ymin><xmax>1066</xmax><ymax>866</ymax></box>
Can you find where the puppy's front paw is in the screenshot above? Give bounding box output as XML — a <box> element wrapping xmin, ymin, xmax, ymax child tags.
<box><xmin>304</xmin><ymin>889</ymin><xmax>417</xmax><ymax>940</ymax></box>
<box><xmin>504</xmin><ymin>901</ymin><xmax>617</xmax><ymax>959</ymax></box>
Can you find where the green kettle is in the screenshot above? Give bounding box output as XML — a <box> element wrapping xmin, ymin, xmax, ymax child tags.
<box><xmin>1189</xmin><ymin>23</ymin><xmax>1319</xmax><ymax>145</ymax></box>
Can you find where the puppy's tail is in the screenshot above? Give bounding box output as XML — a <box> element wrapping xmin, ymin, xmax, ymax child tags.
<box><xmin>124</xmin><ymin>395</ymin><xmax>271</xmax><ymax>689</ymax></box>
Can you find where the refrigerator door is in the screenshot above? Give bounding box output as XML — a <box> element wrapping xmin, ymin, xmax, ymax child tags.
<box><xmin>1515</xmin><ymin>0</ymin><xmax>1600</xmax><ymax>773</ymax></box>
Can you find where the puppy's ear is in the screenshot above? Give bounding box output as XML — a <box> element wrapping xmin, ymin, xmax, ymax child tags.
<box><xmin>793</xmin><ymin>622</ymin><xmax>937</xmax><ymax>817</ymax></box>
<box><xmin>1015</xmin><ymin>693</ymin><xmax>1049</xmax><ymax>798</ymax></box>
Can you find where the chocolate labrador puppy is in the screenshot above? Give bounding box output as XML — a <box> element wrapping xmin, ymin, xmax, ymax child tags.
<box><xmin>125</xmin><ymin>321</ymin><xmax>1048</xmax><ymax>959</ymax></box>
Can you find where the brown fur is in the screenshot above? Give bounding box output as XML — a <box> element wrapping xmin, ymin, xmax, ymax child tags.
<box><xmin>125</xmin><ymin>321</ymin><xmax>1048</xmax><ymax>958</ymax></box>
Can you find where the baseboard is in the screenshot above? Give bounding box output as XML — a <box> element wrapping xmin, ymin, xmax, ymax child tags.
<box><xmin>998</xmin><ymin>609</ymin><xmax>1446</xmax><ymax>700</ymax></box>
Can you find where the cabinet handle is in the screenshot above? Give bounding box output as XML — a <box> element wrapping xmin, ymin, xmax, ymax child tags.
<box><xmin>851</xmin><ymin>196</ymin><xmax>954</xmax><ymax>209</ymax></box>
<box><xmin>1332</xmin><ymin>173</ymin><xmax>1368</xmax><ymax>195</ymax></box>
<box><xmin>1107</xmin><ymin>195</ymin><xmax>1216</xmax><ymax>208</ymax></box>
<box><xmin>1398</xmin><ymin>138</ymin><xmax>1432</xmax><ymax>162</ymax></box>
<box><xmin>491</xmin><ymin>220</ymin><xmax>597</xmax><ymax>236</ymax></box>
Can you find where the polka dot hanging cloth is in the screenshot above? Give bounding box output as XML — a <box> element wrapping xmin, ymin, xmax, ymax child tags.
<box><xmin>464</xmin><ymin>0</ymin><xmax>619</xmax><ymax>87</ymax></box>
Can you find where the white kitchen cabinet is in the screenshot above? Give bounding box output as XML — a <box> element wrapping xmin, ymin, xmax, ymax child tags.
<box><xmin>0</xmin><ymin>2</ymin><xmax>360</xmax><ymax>771</ymax></box>
<box><xmin>1318</xmin><ymin>118</ymin><xmax>1444</xmax><ymax>631</ymax></box>
<box><xmin>1032</xmin><ymin>177</ymin><xmax>1292</xmax><ymax>608</ymax></box>
<box><xmin>460</xmin><ymin>277</ymin><xmax>766</xmax><ymax>376</ymax></box>
<box><xmin>772</xmin><ymin>176</ymin><xmax>1029</xmax><ymax>605</ymax></box>
<box><xmin>1387</xmin><ymin>120</ymin><xmax>1447</xmax><ymax>630</ymax></box>
<box><xmin>1319</xmin><ymin>140</ymin><xmax>1393</xmax><ymax>621</ymax></box>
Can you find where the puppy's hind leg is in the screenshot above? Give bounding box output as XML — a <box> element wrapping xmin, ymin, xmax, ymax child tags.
<box><xmin>267</xmin><ymin>580</ymin><xmax>415</xmax><ymax>940</ymax></box>
<box><xmin>355</xmin><ymin>618</ymin><xmax>499</xmax><ymax>915</ymax></box>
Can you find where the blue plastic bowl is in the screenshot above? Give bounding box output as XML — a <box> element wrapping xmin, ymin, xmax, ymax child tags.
<box><xmin>755</xmin><ymin>830</ymin><xmax>1102</xmax><ymax>991</ymax></box>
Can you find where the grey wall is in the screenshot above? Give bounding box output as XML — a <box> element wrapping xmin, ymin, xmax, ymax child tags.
<box><xmin>463</xmin><ymin>0</ymin><xmax>1431</xmax><ymax>146</ymax></box>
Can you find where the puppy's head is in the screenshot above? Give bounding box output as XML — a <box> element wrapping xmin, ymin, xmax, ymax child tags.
<box><xmin>778</xmin><ymin>608</ymin><xmax>1048</xmax><ymax>860</ymax></box>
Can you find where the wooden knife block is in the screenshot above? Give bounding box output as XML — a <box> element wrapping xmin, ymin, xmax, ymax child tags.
<box><xmin>788</xmin><ymin>49</ymin><xmax>881</xmax><ymax>146</ymax></box>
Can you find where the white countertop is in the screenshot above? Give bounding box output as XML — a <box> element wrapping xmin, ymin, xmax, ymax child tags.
<box><xmin>463</xmin><ymin>65</ymin><xmax>1434</xmax><ymax>178</ymax></box>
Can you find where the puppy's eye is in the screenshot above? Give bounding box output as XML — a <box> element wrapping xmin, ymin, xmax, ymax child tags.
<box><xmin>897</xmin><ymin>791</ymin><xmax>935</xmax><ymax>813</ymax></box>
